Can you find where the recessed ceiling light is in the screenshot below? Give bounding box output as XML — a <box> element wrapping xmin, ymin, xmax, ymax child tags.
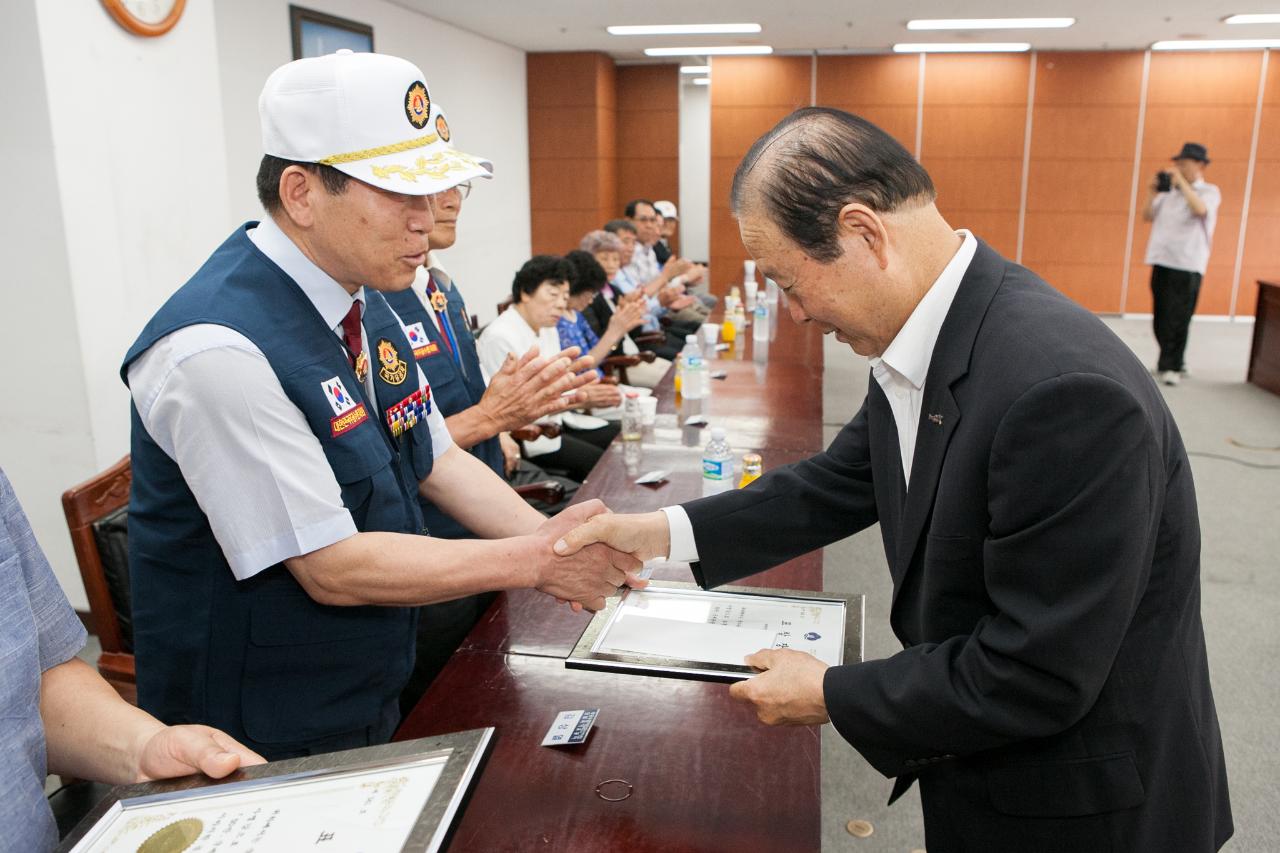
<box><xmin>1153</xmin><ymin>38</ymin><xmax>1280</xmax><ymax>49</ymax></box>
<box><xmin>893</xmin><ymin>42</ymin><xmax>1032</xmax><ymax>53</ymax></box>
<box><xmin>907</xmin><ymin>18</ymin><xmax>1074</xmax><ymax>30</ymax></box>
<box><xmin>692</xmin><ymin>77</ymin><xmax>711</xmax><ymax>86</ymax></box>
<box><xmin>608</xmin><ymin>23</ymin><xmax>761</xmax><ymax>36</ymax></box>
<box><xmin>680</xmin><ymin>65</ymin><xmax>711</xmax><ymax>74</ymax></box>
<box><xmin>645</xmin><ymin>45</ymin><xmax>773</xmax><ymax>56</ymax></box>
<box><xmin>1224</xmin><ymin>14</ymin><xmax>1280</xmax><ymax>24</ymax></box>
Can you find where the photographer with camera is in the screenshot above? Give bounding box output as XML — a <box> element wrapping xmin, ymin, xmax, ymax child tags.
<box><xmin>1142</xmin><ymin>142</ymin><xmax>1221</xmax><ymax>386</ymax></box>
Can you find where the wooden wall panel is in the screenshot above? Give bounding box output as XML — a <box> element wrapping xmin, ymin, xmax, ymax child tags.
<box><xmin>1023</xmin><ymin>52</ymin><xmax>1143</xmax><ymax>312</ymax></box>
<box><xmin>1125</xmin><ymin>51</ymin><xmax>1263</xmax><ymax>315</ymax></box>
<box><xmin>1237</xmin><ymin>55</ymin><xmax>1280</xmax><ymax>317</ymax></box>
<box><xmin>815</xmin><ymin>55</ymin><xmax>920</xmax><ymax>151</ymax></box>
<box><xmin>920</xmin><ymin>54</ymin><xmax>1031</xmax><ymax>260</ymax></box>
<box><xmin>527</xmin><ymin>53</ymin><xmax>616</xmax><ymax>255</ymax></box>
<box><xmin>709</xmin><ymin>56</ymin><xmax>811</xmax><ymax>291</ymax></box>
<box><xmin>616</xmin><ymin>65</ymin><xmax>679</xmax><ymax>222</ymax></box>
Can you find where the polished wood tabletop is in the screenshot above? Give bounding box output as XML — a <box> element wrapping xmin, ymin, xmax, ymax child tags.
<box><xmin>400</xmin><ymin>652</ymin><xmax>821</xmax><ymax>853</ymax></box>
<box><xmin>397</xmin><ymin>308</ymin><xmax>831</xmax><ymax>852</ymax></box>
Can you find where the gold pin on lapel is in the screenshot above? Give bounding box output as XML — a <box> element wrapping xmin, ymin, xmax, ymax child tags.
<box><xmin>928</xmin><ymin>413</ymin><xmax>944</xmax><ymax>426</ymax></box>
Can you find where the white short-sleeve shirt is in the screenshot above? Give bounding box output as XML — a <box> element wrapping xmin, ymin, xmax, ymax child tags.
<box><xmin>476</xmin><ymin>306</ymin><xmax>563</xmax><ymax>456</ymax></box>
<box><xmin>127</xmin><ymin>216</ymin><xmax>452</xmax><ymax>581</ymax></box>
<box><xmin>1144</xmin><ymin>179</ymin><xmax>1221</xmax><ymax>275</ymax></box>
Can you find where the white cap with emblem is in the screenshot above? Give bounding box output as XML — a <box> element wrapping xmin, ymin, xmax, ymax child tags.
<box><xmin>258</xmin><ymin>49</ymin><xmax>492</xmax><ymax>195</ymax></box>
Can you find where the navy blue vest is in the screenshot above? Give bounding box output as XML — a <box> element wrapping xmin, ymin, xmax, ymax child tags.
<box><xmin>384</xmin><ymin>279</ymin><xmax>503</xmax><ymax>539</ymax></box>
<box><xmin>121</xmin><ymin>224</ymin><xmax>434</xmax><ymax>758</ymax></box>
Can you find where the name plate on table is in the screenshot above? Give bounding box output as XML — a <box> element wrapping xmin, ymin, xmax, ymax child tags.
<box><xmin>58</xmin><ymin>728</ymin><xmax>494</xmax><ymax>853</ymax></box>
<box><xmin>566</xmin><ymin>581</ymin><xmax>864</xmax><ymax>682</ymax></box>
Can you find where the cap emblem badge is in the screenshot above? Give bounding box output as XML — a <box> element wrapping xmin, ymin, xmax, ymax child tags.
<box><xmin>435</xmin><ymin>114</ymin><xmax>451</xmax><ymax>142</ymax></box>
<box><xmin>405</xmin><ymin>81</ymin><xmax>431</xmax><ymax>129</ymax></box>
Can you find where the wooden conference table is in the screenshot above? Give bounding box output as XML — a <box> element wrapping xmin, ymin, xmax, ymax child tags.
<box><xmin>396</xmin><ymin>310</ymin><xmax>833</xmax><ymax>852</ymax></box>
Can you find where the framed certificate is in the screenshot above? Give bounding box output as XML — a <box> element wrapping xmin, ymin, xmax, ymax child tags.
<box><xmin>566</xmin><ymin>581</ymin><xmax>864</xmax><ymax>682</ymax></box>
<box><xmin>58</xmin><ymin>728</ymin><xmax>494</xmax><ymax>853</ymax></box>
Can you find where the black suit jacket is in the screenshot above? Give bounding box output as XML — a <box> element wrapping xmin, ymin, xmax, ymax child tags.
<box><xmin>683</xmin><ymin>242</ymin><xmax>1232</xmax><ymax>852</ymax></box>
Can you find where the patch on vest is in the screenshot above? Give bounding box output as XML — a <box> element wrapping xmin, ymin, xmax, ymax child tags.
<box><xmin>404</xmin><ymin>323</ymin><xmax>439</xmax><ymax>359</ymax></box>
<box><xmin>321</xmin><ymin>376</ymin><xmax>359</xmax><ymax>415</ymax></box>
<box><xmin>330</xmin><ymin>404</ymin><xmax>369</xmax><ymax>437</ymax></box>
<box><xmin>322</xmin><ymin>376</ymin><xmax>368</xmax><ymax>437</ymax></box>
<box><xmin>377</xmin><ymin>339</ymin><xmax>409</xmax><ymax>385</ymax></box>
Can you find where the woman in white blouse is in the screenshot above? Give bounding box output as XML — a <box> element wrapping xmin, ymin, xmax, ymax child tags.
<box><xmin>478</xmin><ymin>256</ymin><xmax>620</xmax><ymax>481</ymax></box>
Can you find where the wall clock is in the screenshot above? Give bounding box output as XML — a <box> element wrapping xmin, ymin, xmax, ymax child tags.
<box><xmin>102</xmin><ymin>0</ymin><xmax>185</xmax><ymax>37</ymax></box>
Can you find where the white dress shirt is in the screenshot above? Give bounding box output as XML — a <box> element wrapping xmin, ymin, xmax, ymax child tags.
<box><xmin>1144</xmin><ymin>179</ymin><xmax>1221</xmax><ymax>275</ymax></box>
<box><xmin>476</xmin><ymin>306</ymin><xmax>563</xmax><ymax>456</ymax></box>
<box><xmin>661</xmin><ymin>230</ymin><xmax>977</xmax><ymax>563</ymax></box>
<box><xmin>127</xmin><ymin>216</ymin><xmax>452</xmax><ymax>581</ymax></box>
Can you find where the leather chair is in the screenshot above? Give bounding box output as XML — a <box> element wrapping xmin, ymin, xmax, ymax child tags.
<box><xmin>60</xmin><ymin>456</ymin><xmax>136</xmax><ymax>705</ymax></box>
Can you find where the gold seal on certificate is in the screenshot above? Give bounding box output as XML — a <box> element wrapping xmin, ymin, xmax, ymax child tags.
<box><xmin>136</xmin><ymin>818</ymin><xmax>202</xmax><ymax>853</ymax></box>
<box><xmin>58</xmin><ymin>731</ymin><xmax>494</xmax><ymax>853</ymax></box>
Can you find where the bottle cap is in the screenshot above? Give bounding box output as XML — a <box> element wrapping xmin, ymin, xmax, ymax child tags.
<box><xmin>686</xmin><ymin>334</ymin><xmax>699</xmax><ymax>343</ymax></box>
<box><xmin>710</xmin><ymin>427</ymin><xmax>727</xmax><ymax>440</ymax></box>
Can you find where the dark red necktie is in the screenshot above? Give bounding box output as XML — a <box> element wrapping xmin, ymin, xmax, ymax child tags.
<box><xmin>340</xmin><ymin>300</ymin><xmax>363</xmax><ymax>368</ymax></box>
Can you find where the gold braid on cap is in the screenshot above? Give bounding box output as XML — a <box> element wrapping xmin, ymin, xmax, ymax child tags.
<box><xmin>319</xmin><ymin>132</ymin><xmax>440</xmax><ymax>165</ymax></box>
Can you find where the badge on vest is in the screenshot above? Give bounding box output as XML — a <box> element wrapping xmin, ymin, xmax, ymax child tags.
<box><xmin>321</xmin><ymin>377</ymin><xmax>369</xmax><ymax>437</ymax></box>
<box><xmin>377</xmin><ymin>339</ymin><xmax>409</xmax><ymax>385</ymax></box>
<box><xmin>404</xmin><ymin>323</ymin><xmax>440</xmax><ymax>360</ymax></box>
<box><xmin>386</xmin><ymin>388</ymin><xmax>432</xmax><ymax>438</ymax></box>
<box><xmin>431</xmin><ymin>290</ymin><xmax>448</xmax><ymax>312</ymax></box>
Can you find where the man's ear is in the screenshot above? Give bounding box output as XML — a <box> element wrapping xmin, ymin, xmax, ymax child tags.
<box><xmin>836</xmin><ymin>203</ymin><xmax>889</xmax><ymax>270</ymax></box>
<box><xmin>277</xmin><ymin>165</ymin><xmax>316</xmax><ymax>229</ymax></box>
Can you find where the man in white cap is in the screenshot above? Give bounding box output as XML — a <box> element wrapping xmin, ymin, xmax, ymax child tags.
<box><xmin>652</xmin><ymin>199</ymin><xmax>678</xmax><ymax>265</ymax></box>
<box><xmin>120</xmin><ymin>51</ymin><xmax>642</xmax><ymax>760</ymax></box>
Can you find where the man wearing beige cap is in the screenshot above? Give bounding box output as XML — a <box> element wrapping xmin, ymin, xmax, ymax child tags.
<box><xmin>120</xmin><ymin>51</ymin><xmax>642</xmax><ymax>760</ymax></box>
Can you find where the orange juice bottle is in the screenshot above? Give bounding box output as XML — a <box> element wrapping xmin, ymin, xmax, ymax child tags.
<box><xmin>721</xmin><ymin>314</ymin><xmax>736</xmax><ymax>343</ymax></box>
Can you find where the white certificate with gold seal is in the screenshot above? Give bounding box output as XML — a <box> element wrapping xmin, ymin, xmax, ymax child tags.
<box><xmin>567</xmin><ymin>581</ymin><xmax>864</xmax><ymax>682</ymax></box>
<box><xmin>59</xmin><ymin>729</ymin><xmax>493</xmax><ymax>853</ymax></box>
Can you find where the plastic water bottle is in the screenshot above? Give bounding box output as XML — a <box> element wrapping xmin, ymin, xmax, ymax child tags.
<box><xmin>621</xmin><ymin>391</ymin><xmax>643</xmax><ymax>441</ymax></box>
<box><xmin>681</xmin><ymin>335</ymin><xmax>704</xmax><ymax>401</ymax></box>
<box><xmin>702</xmin><ymin>427</ymin><xmax>735</xmax><ymax>495</ymax></box>
<box><xmin>753</xmin><ymin>301</ymin><xmax>769</xmax><ymax>342</ymax></box>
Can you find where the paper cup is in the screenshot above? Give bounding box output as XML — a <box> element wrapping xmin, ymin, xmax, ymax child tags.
<box><xmin>639</xmin><ymin>396</ymin><xmax>658</xmax><ymax>425</ymax></box>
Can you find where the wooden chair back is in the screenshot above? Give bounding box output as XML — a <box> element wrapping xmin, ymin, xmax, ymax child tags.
<box><xmin>60</xmin><ymin>455</ymin><xmax>136</xmax><ymax>704</ymax></box>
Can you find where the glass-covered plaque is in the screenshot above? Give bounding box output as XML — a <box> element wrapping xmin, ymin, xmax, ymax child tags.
<box><xmin>567</xmin><ymin>581</ymin><xmax>864</xmax><ymax>682</ymax></box>
<box><xmin>58</xmin><ymin>728</ymin><xmax>493</xmax><ymax>853</ymax></box>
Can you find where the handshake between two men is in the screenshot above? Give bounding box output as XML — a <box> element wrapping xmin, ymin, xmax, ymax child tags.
<box><xmin>548</xmin><ymin>509</ymin><xmax>833</xmax><ymax>730</ymax></box>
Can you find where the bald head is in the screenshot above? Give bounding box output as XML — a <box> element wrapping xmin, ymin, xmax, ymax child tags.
<box><xmin>730</xmin><ymin>107</ymin><xmax>936</xmax><ymax>262</ymax></box>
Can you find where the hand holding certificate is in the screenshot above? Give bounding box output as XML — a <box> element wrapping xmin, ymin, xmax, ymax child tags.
<box><xmin>729</xmin><ymin>648</ymin><xmax>833</xmax><ymax>726</ymax></box>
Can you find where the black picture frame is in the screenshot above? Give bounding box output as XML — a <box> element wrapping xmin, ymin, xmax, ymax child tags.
<box><xmin>289</xmin><ymin>5</ymin><xmax>374</xmax><ymax>60</ymax></box>
<box><xmin>58</xmin><ymin>728</ymin><xmax>494</xmax><ymax>853</ymax></box>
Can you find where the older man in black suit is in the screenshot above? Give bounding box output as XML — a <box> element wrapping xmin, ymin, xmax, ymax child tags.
<box><xmin>556</xmin><ymin>107</ymin><xmax>1232</xmax><ymax>852</ymax></box>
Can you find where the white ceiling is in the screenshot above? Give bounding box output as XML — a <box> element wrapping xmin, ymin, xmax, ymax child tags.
<box><xmin>397</xmin><ymin>1</ymin><xmax>1280</xmax><ymax>59</ymax></box>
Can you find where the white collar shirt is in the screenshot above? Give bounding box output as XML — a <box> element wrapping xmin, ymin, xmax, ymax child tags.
<box><xmin>869</xmin><ymin>230</ymin><xmax>976</xmax><ymax>486</ymax></box>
